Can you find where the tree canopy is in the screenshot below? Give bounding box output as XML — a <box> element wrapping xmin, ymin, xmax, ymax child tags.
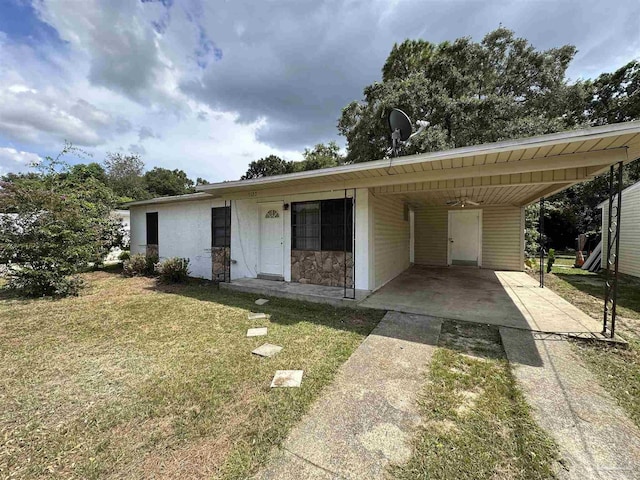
<box><xmin>240</xmin><ymin>142</ymin><xmax>345</xmax><ymax>179</ymax></box>
<box><xmin>339</xmin><ymin>27</ymin><xmax>588</xmax><ymax>163</ymax></box>
<box><xmin>144</xmin><ymin>167</ymin><xmax>195</xmax><ymax>197</ymax></box>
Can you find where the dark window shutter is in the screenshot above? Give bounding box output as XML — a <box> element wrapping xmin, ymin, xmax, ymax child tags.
<box><xmin>146</xmin><ymin>212</ymin><xmax>158</xmax><ymax>245</ymax></box>
<box><xmin>211</xmin><ymin>206</ymin><xmax>231</xmax><ymax>247</ymax></box>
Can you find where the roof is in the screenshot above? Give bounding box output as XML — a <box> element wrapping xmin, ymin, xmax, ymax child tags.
<box><xmin>123</xmin><ymin>192</ymin><xmax>211</xmax><ymax>207</ymax></box>
<box><xmin>597</xmin><ymin>180</ymin><xmax>640</xmax><ymax>209</ymax></box>
<box><xmin>126</xmin><ymin>121</ymin><xmax>640</xmax><ymax>207</ymax></box>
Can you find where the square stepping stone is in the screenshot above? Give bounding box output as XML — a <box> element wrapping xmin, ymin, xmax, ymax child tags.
<box><xmin>270</xmin><ymin>370</ymin><xmax>303</xmax><ymax>388</ymax></box>
<box><xmin>252</xmin><ymin>343</ymin><xmax>283</xmax><ymax>358</ymax></box>
<box><xmin>255</xmin><ymin>298</ymin><xmax>269</xmax><ymax>306</ymax></box>
<box><xmin>246</xmin><ymin>327</ymin><xmax>268</xmax><ymax>337</ymax></box>
<box><xmin>248</xmin><ymin>312</ymin><xmax>268</xmax><ymax>320</ymax></box>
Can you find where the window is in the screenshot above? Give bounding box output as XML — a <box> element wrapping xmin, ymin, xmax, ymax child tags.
<box><xmin>292</xmin><ymin>202</ymin><xmax>320</xmax><ymax>250</ymax></box>
<box><xmin>211</xmin><ymin>206</ymin><xmax>231</xmax><ymax>247</ymax></box>
<box><xmin>265</xmin><ymin>209</ymin><xmax>280</xmax><ymax>218</ymax></box>
<box><xmin>146</xmin><ymin>212</ymin><xmax>158</xmax><ymax>245</ymax></box>
<box><xmin>292</xmin><ymin>199</ymin><xmax>353</xmax><ymax>252</ymax></box>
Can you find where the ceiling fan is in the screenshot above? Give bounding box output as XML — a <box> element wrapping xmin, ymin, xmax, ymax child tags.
<box><xmin>446</xmin><ymin>197</ymin><xmax>482</xmax><ymax>208</ymax></box>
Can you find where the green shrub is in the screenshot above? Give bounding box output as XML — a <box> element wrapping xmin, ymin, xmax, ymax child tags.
<box><xmin>546</xmin><ymin>248</ymin><xmax>556</xmax><ymax>273</ymax></box>
<box><xmin>155</xmin><ymin>257</ymin><xmax>190</xmax><ymax>283</ymax></box>
<box><xmin>123</xmin><ymin>254</ymin><xmax>147</xmax><ymax>276</ymax></box>
<box><xmin>145</xmin><ymin>252</ymin><xmax>159</xmax><ymax>275</ymax></box>
<box><xmin>118</xmin><ymin>250</ymin><xmax>130</xmax><ymax>261</ymax></box>
<box><xmin>5</xmin><ymin>269</ymin><xmax>83</xmax><ymax>297</ymax></box>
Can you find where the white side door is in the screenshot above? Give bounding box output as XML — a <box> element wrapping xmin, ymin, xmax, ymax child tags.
<box><xmin>259</xmin><ymin>203</ymin><xmax>284</xmax><ymax>276</ymax></box>
<box><xmin>449</xmin><ymin>210</ymin><xmax>481</xmax><ymax>266</ymax></box>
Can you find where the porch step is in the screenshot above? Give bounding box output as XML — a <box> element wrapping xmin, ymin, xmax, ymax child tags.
<box><xmin>257</xmin><ymin>273</ymin><xmax>285</xmax><ymax>282</ymax></box>
<box><xmin>219</xmin><ymin>280</ymin><xmax>367</xmax><ymax>307</ymax></box>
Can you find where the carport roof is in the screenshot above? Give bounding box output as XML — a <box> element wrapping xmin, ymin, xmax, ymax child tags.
<box><xmin>127</xmin><ymin>121</ymin><xmax>640</xmax><ymax>207</ymax></box>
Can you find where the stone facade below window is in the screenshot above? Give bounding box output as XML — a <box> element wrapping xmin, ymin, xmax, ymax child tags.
<box><xmin>212</xmin><ymin>246</ymin><xmax>230</xmax><ymax>281</ymax></box>
<box><xmin>291</xmin><ymin>250</ymin><xmax>353</xmax><ymax>288</ymax></box>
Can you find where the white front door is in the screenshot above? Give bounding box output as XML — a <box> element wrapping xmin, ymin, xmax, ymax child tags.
<box><xmin>259</xmin><ymin>203</ymin><xmax>284</xmax><ymax>276</ymax></box>
<box><xmin>449</xmin><ymin>210</ymin><xmax>481</xmax><ymax>266</ymax></box>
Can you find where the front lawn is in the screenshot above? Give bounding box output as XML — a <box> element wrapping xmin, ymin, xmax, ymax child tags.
<box><xmin>0</xmin><ymin>270</ymin><xmax>383</xmax><ymax>479</ymax></box>
<box><xmin>529</xmin><ymin>260</ymin><xmax>640</xmax><ymax>429</ymax></box>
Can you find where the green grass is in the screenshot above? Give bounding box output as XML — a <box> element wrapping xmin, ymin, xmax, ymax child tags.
<box><xmin>571</xmin><ymin>339</ymin><xmax>640</xmax><ymax>427</ymax></box>
<box><xmin>0</xmin><ymin>270</ymin><xmax>384</xmax><ymax>479</ymax></box>
<box><xmin>390</xmin><ymin>322</ymin><xmax>558</xmax><ymax>480</ymax></box>
<box><xmin>529</xmin><ymin>264</ymin><xmax>640</xmax><ymax>430</ymax></box>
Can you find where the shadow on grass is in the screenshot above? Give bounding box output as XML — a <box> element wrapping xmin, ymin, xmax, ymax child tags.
<box><xmin>554</xmin><ymin>271</ymin><xmax>640</xmax><ymax>318</ymax></box>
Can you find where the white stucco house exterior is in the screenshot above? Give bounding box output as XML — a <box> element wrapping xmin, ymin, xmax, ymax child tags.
<box><xmin>600</xmin><ymin>180</ymin><xmax>640</xmax><ymax>278</ymax></box>
<box><xmin>126</xmin><ymin>122</ymin><xmax>640</xmax><ymax>295</ymax></box>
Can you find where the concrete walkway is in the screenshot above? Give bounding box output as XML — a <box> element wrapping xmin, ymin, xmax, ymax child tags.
<box><xmin>256</xmin><ymin>312</ymin><xmax>442</xmax><ymax>479</ymax></box>
<box><xmin>496</xmin><ymin>271</ymin><xmax>602</xmax><ymax>333</ymax></box>
<box><xmin>502</xmin><ymin>329</ymin><xmax>640</xmax><ymax>479</ymax></box>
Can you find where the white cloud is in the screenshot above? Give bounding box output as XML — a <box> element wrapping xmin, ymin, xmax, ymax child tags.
<box><xmin>0</xmin><ymin>86</ymin><xmax>117</xmax><ymax>146</ymax></box>
<box><xmin>0</xmin><ymin>147</ymin><xmax>41</xmax><ymax>175</ymax></box>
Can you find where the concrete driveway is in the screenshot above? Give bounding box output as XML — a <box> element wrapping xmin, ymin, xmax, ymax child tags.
<box><xmin>359</xmin><ymin>265</ymin><xmax>602</xmax><ymax>333</ymax></box>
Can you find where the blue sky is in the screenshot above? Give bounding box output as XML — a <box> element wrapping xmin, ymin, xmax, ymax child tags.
<box><xmin>1</xmin><ymin>0</ymin><xmax>639</xmax><ymax>181</ymax></box>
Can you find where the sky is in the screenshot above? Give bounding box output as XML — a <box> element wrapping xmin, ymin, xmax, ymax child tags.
<box><xmin>1</xmin><ymin>0</ymin><xmax>639</xmax><ymax>182</ymax></box>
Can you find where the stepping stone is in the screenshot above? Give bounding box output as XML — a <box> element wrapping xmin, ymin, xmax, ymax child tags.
<box><xmin>246</xmin><ymin>327</ymin><xmax>268</xmax><ymax>337</ymax></box>
<box><xmin>248</xmin><ymin>312</ymin><xmax>268</xmax><ymax>320</ymax></box>
<box><xmin>252</xmin><ymin>343</ymin><xmax>283</xmax><ymax>358</ymax></box>
<box><xmin>270</xmin><ymin>370</ymin><xmax>303</xmax><ymax>388</ymax></box>
<box><xmin>255</xmin><ymin>298</ymin><xmax>269</xmax><ymax>306</ymax></box>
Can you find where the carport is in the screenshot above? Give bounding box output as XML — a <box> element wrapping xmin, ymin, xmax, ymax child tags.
<box><xmin>360</xmin><ymin>122</ymin><xmax>640</xmax><ymax>338</ymax></box>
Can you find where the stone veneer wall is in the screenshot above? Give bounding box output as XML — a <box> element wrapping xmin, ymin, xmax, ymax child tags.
<box><xmin>146</xmin><ymin>244</ymin><xmax>158</xmax><ymax>258</ymax></box>
<box><xmin>291</xmin><ymin>250</ymin><xmax>353</xmax><ymax>288</ymax></box>
<box><xmin>212</xmin><ymin>246</ymin><xmax>230</xmax><ymax>282</ymax></box>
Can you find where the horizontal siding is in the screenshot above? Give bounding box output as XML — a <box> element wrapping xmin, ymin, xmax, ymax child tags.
<box><xmin>372</xmin><ymin>194</ymin><xmax>410</xmax><ymax>289</ymax></box>
<box><xmin>414</xmin><ymin>205</ymin><xmax>523</xmax><ymax>271</ymax></box>
<box><xmin>482</xmin><ymin>206</ymin><xmax>524</xmax><ymax>271</ymax></box>
<box><xmin>414</xmin><ymin>207</ymin><xmax>448</xmax><ymax>266</ymax></box>
<box><xmin>602</xmin><ymin>187</ymin><xmax>640</xmax><ymax>278</ymax></box>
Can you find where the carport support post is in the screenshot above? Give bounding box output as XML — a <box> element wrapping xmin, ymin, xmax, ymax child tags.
<box><xmin>343</xmin><ymin>189</ymin><xmax>347</xmax><ymax>299</ymax></box>
<box><xmin>539</xmin><ymin>197</ymin><xmax>545</xmax><ymax>288</ymax></box>
<box><xmin>603</xmin><ymin>161</ymin><xmax>624</xmax><ymax>338</ymax></box>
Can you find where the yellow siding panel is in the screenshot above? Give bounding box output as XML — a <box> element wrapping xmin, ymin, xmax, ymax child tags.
<box><xmin>482</xmin><ymin>206</ymin><xmax>524</xmax><ymax>271</ymax></box>
<box><xmin>414</xmin><ymin>206</ymin><xmax>448</xmax><ymax>266</ymax></box>
<box><xmin>372</xmin><ymin>194</ymin><xmax>410</xmax><ymax>289</ymax></box>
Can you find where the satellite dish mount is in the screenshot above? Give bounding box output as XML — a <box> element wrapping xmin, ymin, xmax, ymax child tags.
<box><xmin>388</xmin><ymin>108</ymin><xmax>413</xmax><ymax>157</ymax></box>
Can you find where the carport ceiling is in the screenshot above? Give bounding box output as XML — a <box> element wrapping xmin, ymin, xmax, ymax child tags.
<box><xmin>397</xmin><ymin>184</ymin><xmax>550</xmax><ymax>207</ymax></box>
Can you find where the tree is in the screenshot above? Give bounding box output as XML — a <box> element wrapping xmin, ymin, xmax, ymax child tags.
<box><xmin>196</xmin><ymin>177</ymin><xmax>210</xmax><ymax>186</ymax></box>
<box><xmin>103</xmin><ymin>152</ymin><xmax>149</xmax><ymax>201</ymax></box>
<box><xmin>0</xmin><ymin>144</ymin><xmax>123</xmax><ymax>297</ymax></box>
<box><xmin>589</xmin><ymin>60</ymin><xmax>640</xmax><ymax>126</ymax></box>
<box><xmin>293</xmin><ymin>141</ymin><xmax>345</xmax><ymax>172</ymax></box>
<box><xmin>66</xmin><ymin>162</ymin><xmax>108</xmax><ymax>184</ymax></box>
<box><xmin>339</xmin><ymin>27</ymin><xmax>588</xmax><ymax>163</ymax></box>
<box><xmin>241</xmin><ymin>155</ymin><xmax>294</xmax><ymax>180</ymax></box>
<box><xmin>144</xmin><ymin>167</ymin><xmax>195</xmax><ymax>197</ymax></box>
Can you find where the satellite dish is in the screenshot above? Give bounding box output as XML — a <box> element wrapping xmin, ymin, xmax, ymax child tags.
<box><xmin>388</xmin><ymin>108</ymin><xmax>413</xmax><ymax>157</ymax></box>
